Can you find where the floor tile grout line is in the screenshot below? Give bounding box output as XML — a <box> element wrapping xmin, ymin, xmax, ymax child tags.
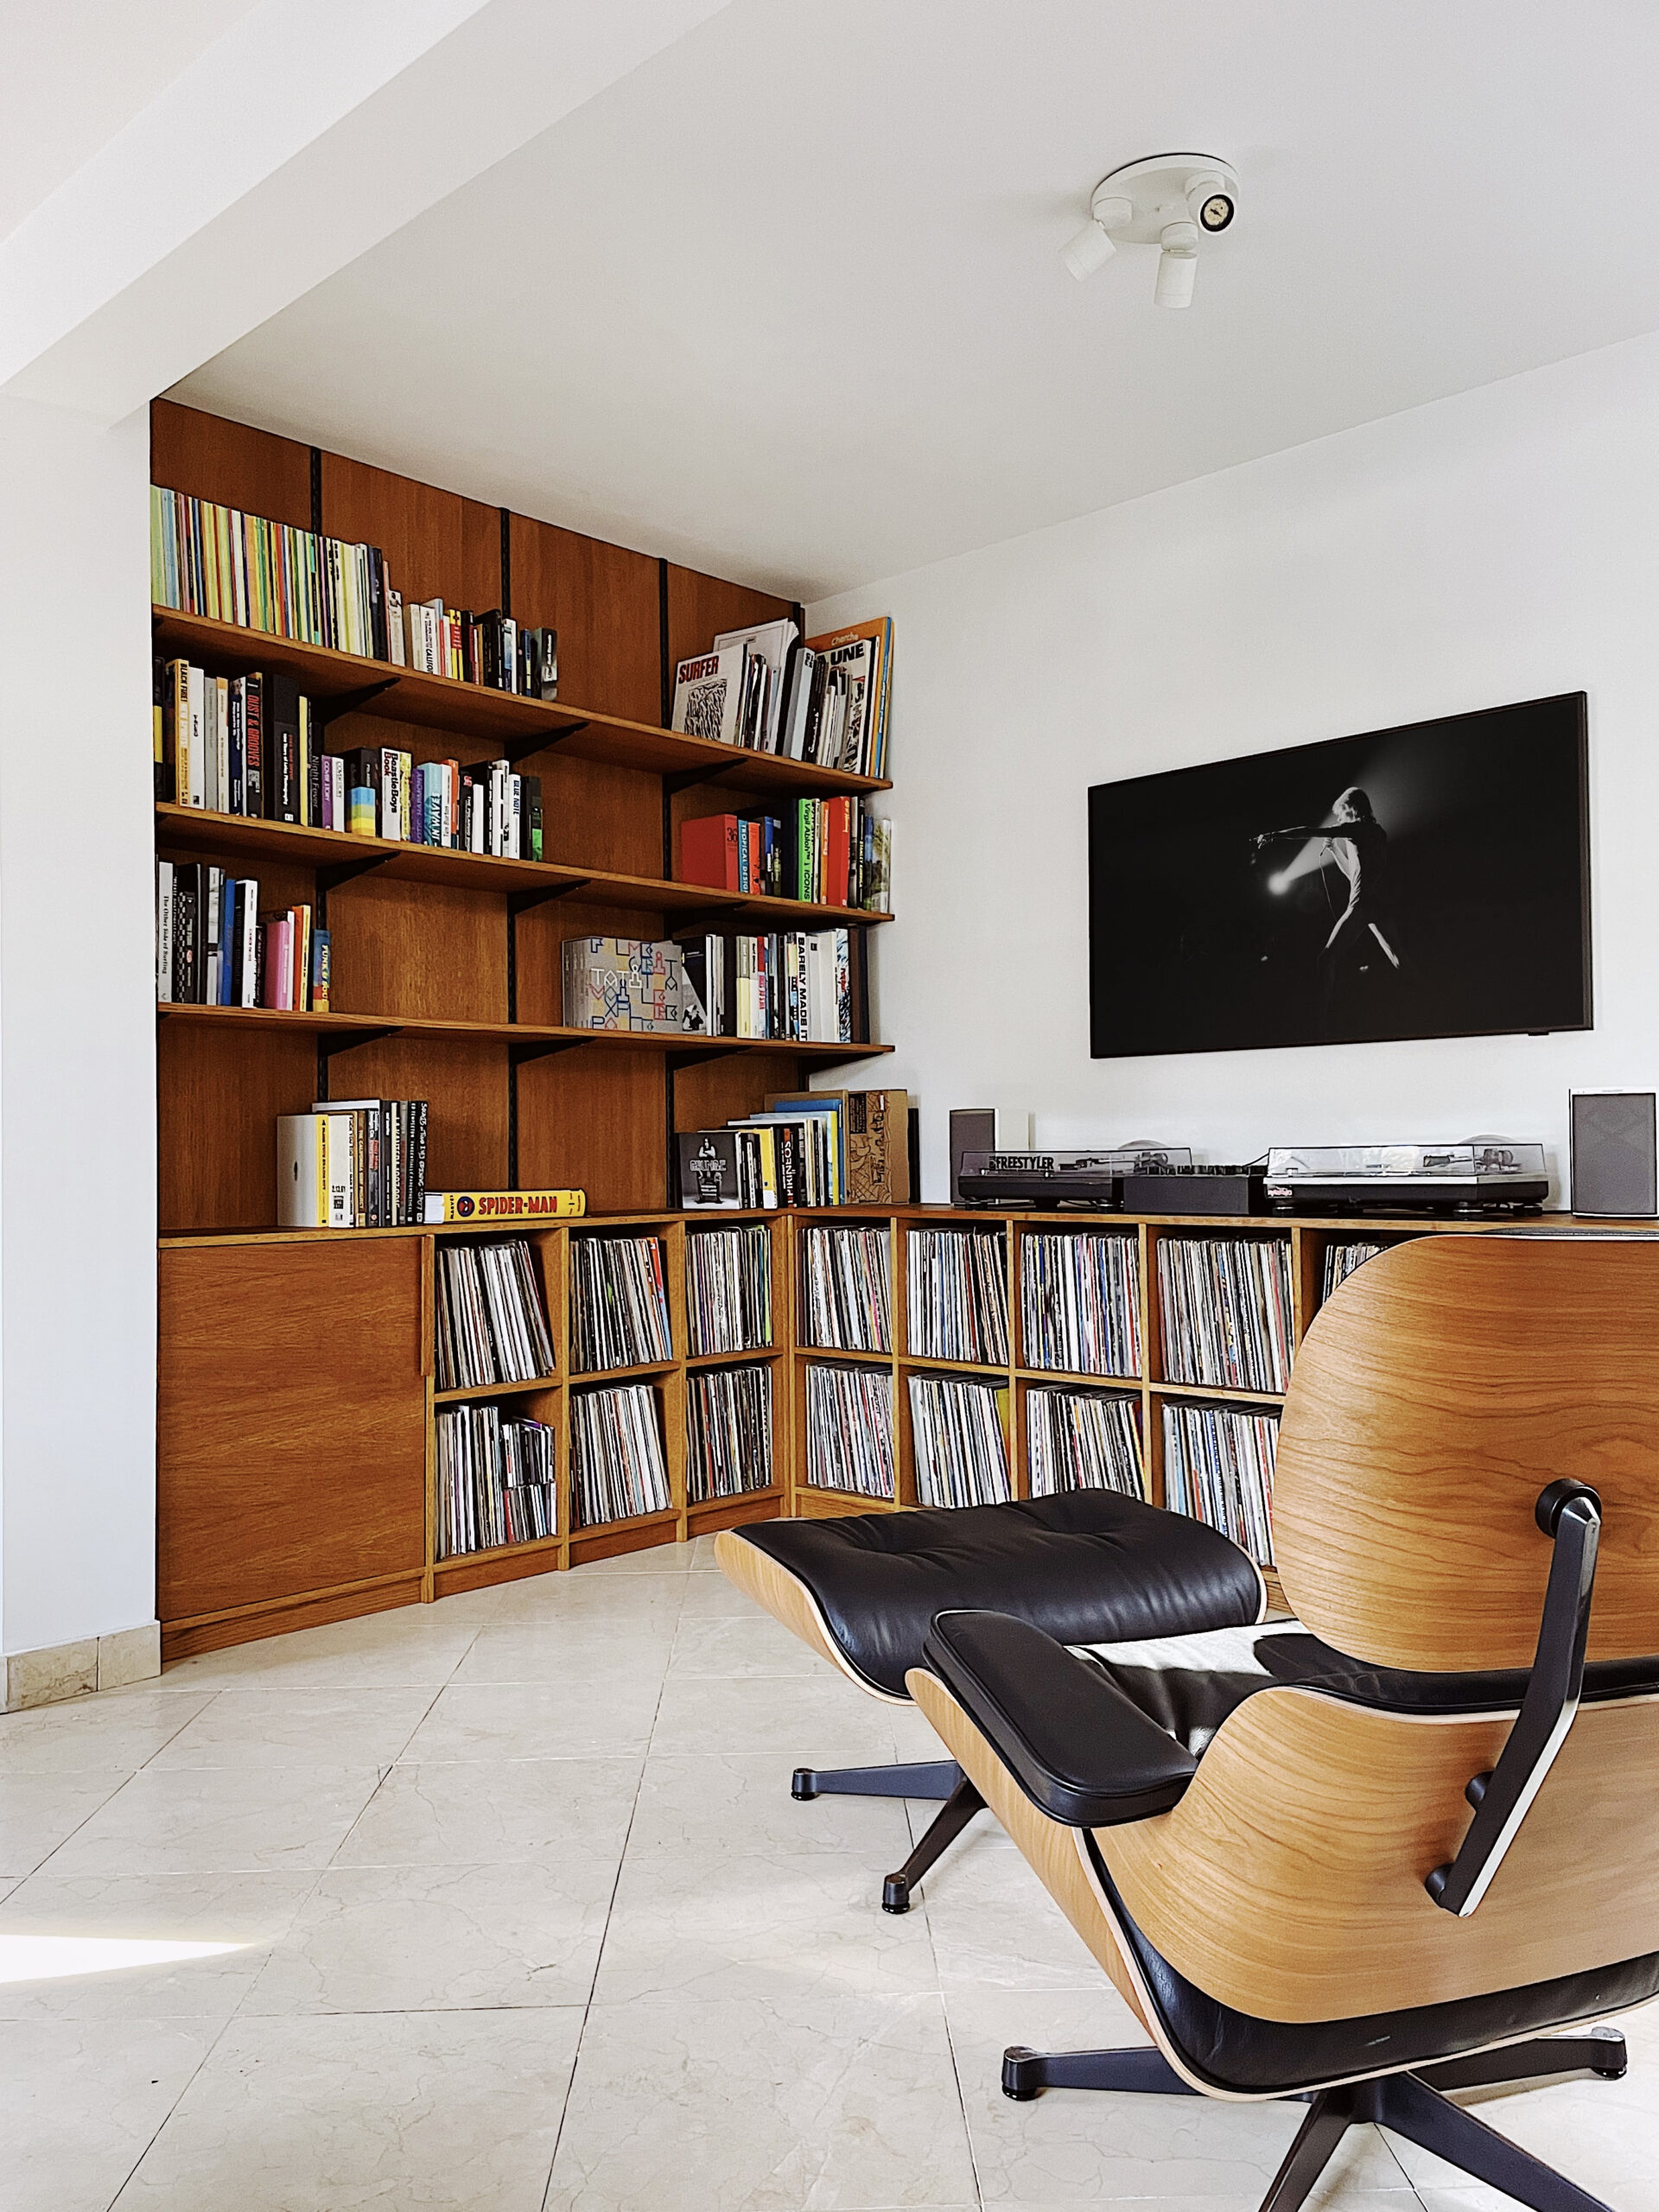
<box><xmin>99</xmin><ymin>2004</ymin><xmax>244</xmax><ymax>2211</ymax></box>
<box><xmin>539</xmin><ymin>1581</ymin><xmax>684</xmax><ymax>2209</ymax></box>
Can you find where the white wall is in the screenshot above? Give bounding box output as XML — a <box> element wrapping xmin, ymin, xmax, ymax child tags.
<box><xmin>810</xmin><ymin>333</ymin><xmax>1659</xmax><ymax>1206</ymax></box>
<box><xmin>0</xmin><ymin>395</ymin><xmax>156</xmax><ymax>1655</ymax></box>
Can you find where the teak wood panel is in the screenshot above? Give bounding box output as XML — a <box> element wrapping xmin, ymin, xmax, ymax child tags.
<box><xmin>1274</xmin><ymin>1233</ymin><xmax>1659</xmax><ymax>1669</ymax></box>
<box><xmin>158</xmin><ymin>1240</ymin><xmax>426</xmax><ymax>1621</ymax></box>
<box><xmin>158</xmin><ymin>1021</ymin><xmax>321</xmax><ymax>1234</ymax></box>
<box><xmin>151</xmin><ymin>400</ymin><xmax>314</xmax><ymax>530</ymax></box>
<box><xmin>516</xmin><ymin>1049</ymin><xmax>667</xmax><ymax>1214</ymax></box>
<box><xmin>509</xmin><ymin>513</ymin><xmax>661</xmax><ymax>726</ymax></box>
<box><xmin>320</xmin><ymin>454</ymin><xmax>500</xmax><ymax>615</ymax></box>
<box><xmin>1100</xmin><ymin>1684</ymin><xmax>1659</xmax><ymax>2022</ymax></box>
<box><xmin>325</xmin><ymin>878</ymin><xmax>508</xmax><ymax>1026</ymax></box>
<box><xmin>665</xmin><ymin>566</ymin><xmax>795</xmax><ymax>694</ymax></box>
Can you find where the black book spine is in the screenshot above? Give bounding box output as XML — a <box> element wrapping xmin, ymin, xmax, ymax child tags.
<box><xmin>412</xmin><ymin>1101</ymin><xmax>428</xmax><ymax>1225</ymax></box>
<box><xmin>367</xmin><ymin>547</ymin><xmax>388</xmax><ymax>662</ymax></box>
<box><xmin>307</xmin><ymin>742</ymin><xmax>322</xmax><ymax>830</ymax></box>
<box><xmin>519</xmin><ymin>772</ymin><xmax>543</xmax><ymax>863</ymax></box>
<box><xmin>265</xmin><ymin>674</ymin><xmax>301</xmax><ymax>823</ymax></box>
<box><xmin>849</xmin><ymin>925</ymin><xmax>869</xmax><ymax>1045</ymax></box>
<box><xmin>244</xmin><ymin>675</ymin><xmax>264</xmax><ymax>818</ymax></box>
<box><xmin>175</xmin><ymin>862</ymin><xmax>202</xmax><ymax>1004</ymax></box>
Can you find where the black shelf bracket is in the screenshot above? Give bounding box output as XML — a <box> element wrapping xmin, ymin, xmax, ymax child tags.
<box><xmin>508</xmin><ymin>1039</ymin><xmax>589</xmax><ymax>1070</ymax></box>
<box><xmin>666</xmin><ymin>1041</ymin><xmax>749</xmax><ymax>1071</ymax></box>
<box><xmin>317</xmin><ymin>853</ymin><xmax>398</xmax><ymax>896</ymax></box>
<box><xmin>315</xmin><ymin>677</ymin><xmax>401</xmax><ymax>728</ymax></box>
<box><xmin>315</xmin><ymin>1025</ymin><xmax>402</xmax><ymax>1066</ymax></box>
<box><xmin>1426</xmin><ymin>1478</ymin><xmax>1602</xmax><ymax>1916</ymax></box>
<box><xmin>507</xmin><ymin>880</ymin><xmax>594</xmax><ymax>918</ymax></box>
<box><xmin>500</xmin><ymin>717</ymin><xmax>589</xmax><ymax>768</ymax></box>
<box><xmin>663</xmin><ymin>758</ymin><xmax>752</xmax><ymax>798</ymax></box>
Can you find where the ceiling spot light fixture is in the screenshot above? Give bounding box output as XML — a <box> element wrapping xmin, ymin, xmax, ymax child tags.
<box><xmin>1061</xmin><ymin>155</ymin><xmax>1238</xmax><ymax>308</ymax></box>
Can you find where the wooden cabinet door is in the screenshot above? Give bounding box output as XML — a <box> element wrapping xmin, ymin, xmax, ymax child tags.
<box><xmin>158</xmin><ymin>1238</ymin><xmax>427</xmax><ymax>1628</ymax></box>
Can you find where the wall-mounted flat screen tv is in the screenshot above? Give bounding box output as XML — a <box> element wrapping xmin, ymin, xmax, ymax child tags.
<box><xmin>1089</xmin><ymin>692</ymin><xmax>1591</xmax><ymax>1058</ymax></box>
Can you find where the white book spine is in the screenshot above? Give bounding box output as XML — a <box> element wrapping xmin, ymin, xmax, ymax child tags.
<box><xmin>215</xmin><ymin>677</ymin><xmax>230</xmax><ymax>811</ymax></box>
<box><xmin>380</xmin><ymin>749</ymin><xmax>402</xmax><ymax>840</ymax></box>
<box><xmin>156</xmin><ymin>861</ymin><xmax>175</xmax><ymax>1002</ymax></box>
<box><xmin>387</xmin><ymin>587</ymin><xmax>405</xmax><ymax>666</ymax></box>
<box><xmin>323</xmin><ymin>1114</ymin><xmax>356</xmax><ymax>1227</ymax></box>
<box><xmin>508</xmin><ymin>773</ymin><xmax>522</xmax><ymax>859</ymax></box>
<box><xmin>239</xmin><ymin>879</ymin><xmax>259</xmax><ymax>1007</ymax></box>
<box><xmin>186</xmin><ymin>663</ymin><xmax>206</xmax><ymax>809</ymax></box>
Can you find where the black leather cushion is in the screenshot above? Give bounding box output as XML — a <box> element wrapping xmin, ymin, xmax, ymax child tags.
<box><xmin>925</xmin><ymin>1611</ymin><xmax>1198</xmax><ymax>1825</ymax></box>
<box><xmin>1092</xmin><ymin>1838</ymin><xmax>1659</xmax><ymax>2094</ymax></box>
<box><xmin>1256</xmin><ymin>1630</ymin><xmax>1659</xmax><ymax>1714</ymax></box>
<box><xmin>733</xmin><ymin>1492</ymin><xmax>1263</xmax><ymax>1699</ymax></box>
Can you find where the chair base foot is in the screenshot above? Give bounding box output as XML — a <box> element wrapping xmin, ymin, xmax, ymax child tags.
<box><xmin>791</xmin><ymin>1759</ymin><xmax>961</xmax><ymax>1802</ymax></box>
<box><xmin>1001</xmin><ymin>2035</ymin><xmax>1624</xmax><ymax>2212</ymax></box>
<box><xmin>880</xmin><ymin>1775</ymin><xmax>985</xmax><ymax>1911</ymax></box>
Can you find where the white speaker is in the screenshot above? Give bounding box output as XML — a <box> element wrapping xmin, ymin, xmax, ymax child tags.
<box><xmin>1570</xmin><ymin>1091</ymin><xmax>1657</xmax><ymax>1217</ymax></box>
<box><xmin>949</xmin><ymin>1109</ymin><xmax>1032</xmax><ymax>1202</ymax></box>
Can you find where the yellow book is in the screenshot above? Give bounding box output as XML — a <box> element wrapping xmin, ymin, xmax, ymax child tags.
<box><xmin>422</xmin><ymin>1189</ymin><xmax>587</xmax><ymax>1224</ymax></box>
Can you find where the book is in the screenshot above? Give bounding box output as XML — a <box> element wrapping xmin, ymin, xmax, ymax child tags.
<box><xmin>562</xmin><ymin>937</ymin><xmax>698</xmax><ymax>1032</ymax></box>
<box><xmin>296</xmin><ymin>1098</ymin><xmax>428</xmax><ymax>1227</ymax></box>
<box><xmin>276</xmin><ymin>1111</ymin><xmax>358</xmax><ymax>1228</ymax></box>
<box><xmin>803</xmin><ymin>616</ymin><xmax>893</xmax><ymax>775</ymax></box>
<box><xmin>711</xmin><ymin>617</ymin><xmax>798</xmax><ymax>753</ymax></box>
<box><xmin>150</xmin><ymin>487</ymin><xmax>398</xmax><ymax>660</ymax></box>
<box><xmin>423</xmin><ymin>1189</ymin><xmax>587</xmax><ymax>1224</ymax></box>
<box><xmin>670</xmin><ymin>644</ymin><xmax>747</xmax><ymax>745</ymax></box>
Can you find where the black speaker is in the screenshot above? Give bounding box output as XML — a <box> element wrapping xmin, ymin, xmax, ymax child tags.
<box><xmin>1570</xmin><ymin>1092</ymin><xmax>1657</xmax><ymax>1217</ymax></box>
<box><xmin>949</xmin><ymin>1109</ymin><xmax>1031</xmax><ymax>1202</ymax></box>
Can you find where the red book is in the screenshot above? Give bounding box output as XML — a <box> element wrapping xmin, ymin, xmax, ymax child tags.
<box><xmin>680</xmin><ymin>813</ymin><xmax>741</xmax><ymax>889</ymax></box>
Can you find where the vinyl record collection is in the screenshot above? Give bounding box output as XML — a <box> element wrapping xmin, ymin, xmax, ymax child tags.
<box><xmin>798</xmin><ymin>1225</ymin><xmax>892</xmax><ymax>1352</ymax></box>
<box><xmin>1161</xmin><ymin>1401</ymin><xmax>1278</xmax><ymax>1568</ymax></box>
<box><xmin>434</xmin><ymin>1240</ymin><xmax>556</xmax><ymax>1390</ymax></box>
<box><xmin>1020</xmin><ymin>1232</ymin><xmax>1141</xmax><ymax>1378</ymax></box>
<box><xmin>804</xmin><ymin>1362</ymin><xmax>895</xmax><ymax>1498</ymax></box>
<box><xmin>570</xmin><ymin>1383</ymin><xmax>671</xmax><ymax>1526</ymax></box>
<box><xmin>908</xmin><ymin>1374</ymin><xmax>1011</xmax><ymax>1509</ymax></box>
<box><xmin>1156</xmin><ymin>1236</ymin><xmax>1294</xmax><ymax>1394</ymax></box>
<box><xmin>906</xmin><ymin>1228</ymin><xmax>1009</xmax><ymax>1365</ymax></box>
<box><xmin>435</xmin><ymin>1404</ymin><xmax>556</xmax><ymax>1558</ymax></box>
<box><xmin>686</xmin><ymin>1363</ymin><xmax>774</xmax><ymax>1503</ymax></box>
<box><xmin>1322</xmin><ymin>1239</ymin><xmax>1386</xmax><ymax>1300</ymax></box>
<box><xmin>570</xmin><ymin>1235</ymin><xmax>673</xmax><ymax>1371</ymax></box>
<box><xmin>1026</xmin><ymin>1387</ymin><xmax>1144</xmax><ymax>1498</ymax></box>
<box><xmin>684</xmin><ymin>1226</ymin><xmax>773</xmax><ymax>1356</ymax></box>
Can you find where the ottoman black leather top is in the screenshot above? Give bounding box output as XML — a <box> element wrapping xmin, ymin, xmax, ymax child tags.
<box><xmin>734</xmin><ymin>1492</ymin><xmax>1263</xmax><ymax>1699</ymax></box>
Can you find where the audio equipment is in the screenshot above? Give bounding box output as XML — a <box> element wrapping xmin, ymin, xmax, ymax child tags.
<box><xmin>949</xmin><ymin>1109</ymin><xmax>1031</xmax><ymax>1202</ymax></box>
<box><xmin>1569</xmin><ymin>1093</ymin><xmax>1656</xmax><ymax>1217</ymax></box>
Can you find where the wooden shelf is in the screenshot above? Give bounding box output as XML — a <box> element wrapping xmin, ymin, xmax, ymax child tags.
<box><xmin>157</xmin><ymin>1000</ymin><xmax>891</xmax><ymax>1066</ymax></box>
<box><xmin>569</xmin><ymin>1359</ymin><xmax>678</xmax><ymax>1384</ymax></box>
<box><xmin>1015</xmin><ymin>1365</ymin><xmax>1142</xmax><ymax>1388</ymax></box>
<box><xmin>688</xmin><ymin>1484</ymin><xmax>781</xmax><ymax>1514</ymax></box>
<box><xmin>156</xmin><ymin>804</ymin><xmax>894</xmax><ymax>932</ymax></box>
<box><xmin>795</xmin><ymin>1341</ymin><xmax>894</xmax><ymax>1362</ymax></box>
<box><xmin>685</xmin><ymin>1344</ymin><xmax>782</xmax><ymax>1366</ymax></box>
<box><xmin>435</xmin><ymin>1531</ymin><xmax>563</xmax><ymax>1573</ymax></box>
<box><xmin>433</xmin><ymin>1374</ymin><xmax>559</xmax><ymax>1404</ymax></box>
<box><xmin>899</xmin><ymin>1351</ymin><xmax>1012</xmax><ymax>1376</ymax></box>
<box><xmin>1153</xmin><ymin>1379</ymin><xmax>1287</xmax><ymax>1407</ymax></box>
<box><xmin>569</xmin><ymin>1505</ymin><xmax>680</xmax><ymax>1540</ymax></box>
<box><xmin>153</xmin><ymin>608</ymin><xmax>892</xmax><ymax>798</ymax></box>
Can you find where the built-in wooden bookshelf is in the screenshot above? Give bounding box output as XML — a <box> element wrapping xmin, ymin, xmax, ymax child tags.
<box><xmin>785</xmin><ymin>1206</ymin><xmax>1550</xmax><ymax>1613</ymax></box>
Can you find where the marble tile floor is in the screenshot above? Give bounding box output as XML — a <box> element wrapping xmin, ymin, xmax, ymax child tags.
<box><xmin>0</xmin><ymin>1538</ymin><xmax>1651</xmax><ymax>2211</ymax></box>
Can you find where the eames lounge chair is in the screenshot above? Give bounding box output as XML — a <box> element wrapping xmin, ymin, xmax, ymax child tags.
<box><xmin>715</xmin><ymin>1489</ymin><xmax>1264</xmax><ymax>1910</ymax></box>
<box><xmin>907</xmin><ymin>1231</ymin><xmax>1659</xmax><ymax>2212</ymax></box>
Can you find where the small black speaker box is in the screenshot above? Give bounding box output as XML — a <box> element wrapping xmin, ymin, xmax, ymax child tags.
<box><xmin>1570</xmin><ymin>1091</ymin><xmax>1657</xmax><ymax>1217</ymax></box>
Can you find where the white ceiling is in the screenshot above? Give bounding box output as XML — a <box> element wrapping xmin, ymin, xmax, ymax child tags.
<box><xmin>0</xmin><ymin>0</ymin><xmax>259</xmax><ymax>242</ymax></box>
<box><xmin>173</xmin><ymin>0</ymin><xmax>1659</xmax><ymax>599</ymax></box>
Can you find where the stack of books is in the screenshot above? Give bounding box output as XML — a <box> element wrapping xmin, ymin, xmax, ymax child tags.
<box><xmin>157</xmin><ymin>863</ymin><xmax>327</xmax><ymax>1011</ymax></box>
<box><xmin>1161</xmin><ymin>1402</ymin><xmax>1278</xmax><ymax>1568</ymax></box>
<box><xmin>435</xmin><ymin>1406</ymin><xmax>556</xmax><ymax>1557</ymax></box>
<box><xmin>571</xmin><ymin>1383</ymin><xmax>671</xmax><ymax>1525</ymax></box>
<box><xmin>276</xmin><ymin>1099</ymin><xmax>427</xmax><ymax>1228</ymax></box>
<box><xmin>906</xmin><ymin>1228</ymin><xmax>1009</xmax><ymax>1365</ymax></box>
<box><xmin>669</xmin><ymin>614</ymin><xmax>893</xmax><ymax>777</ymax></box>
<box><xmin>678</xmin><ymin>1088</ymin><xmax>909</xmax><ymax>1211</ymax></box>
<box><xmin>909</xmin><ymin>1374</ymin><xmax>1011</xmax><ymax>1508</ymax></box>
<box><xmin>798</xmin><ymin>1225</ymin><xmax>892</xmax><ymax>1351</ymax></box>
<box><xmin>1322</xmin><ymin>1240</ymin><xmax>1385</xmax><ymax>1300</ymax></box>
<box><xmin>570</xmin><ymin>1235</ymin><xmax>673</xmax><ymax>1371</ymax></box>
<box><xmin>561</xmin><ymin>938</ymin><xmax>700</xmax><ymax>1034</ymax></box>
<box><xmin>151</xmin><ymin>487</ymin><xmax>558</xmax><ymax>697</ymax></box>
<box><xmin>677</xmin><ymin>927</ymin><xmax>868</xmax><ymax>1044</ymax></box>
<box><xmin>1020</xmin><ymin>1231</ymin><xmax>1141</xmax><ymax>1377</ymax></box>
<box><xmin>685</xmin><ymin>1225</ymin><xmax>772</xmax><ymax>1355</ymax></box>
<box><xmin>679</xmin><ymin>800</ymin><xmax>892</xmax><ymax>912</ymax></box>
<box><xmin>1157</xmin><ymin>1237</ymin><xmax>1294</xmax><ymax>1394</ymax></box>
<box><xmin>435</xmin><ymin>1240</ymin><xmax>556</xmax><ymax>1389</ymax></box>
<box><xmin>804</xmin><ymin>1363</ymin><xmax>895</xmax><ymax>1498</ymax></box>
<box><xmin>686</xmin><ymin>1364</ymin><xmax>773</xmax><ymax>1502</ymax></box>
<box><xmin>1027</xmin><ymin>1388</ymin><xmax>1143</xmax><ymax>1498</ymax></box>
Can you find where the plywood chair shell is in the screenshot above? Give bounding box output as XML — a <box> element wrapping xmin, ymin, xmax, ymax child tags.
<box><xmin>714</xmin><ymin>1528</ymin><xmax>909</xmax><ymax>1704</ymax></box>
<box><xmin>1274</xmin><ymin>1233</ymin><xmax>1659</xmax><ymax>1671</ymax></box>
